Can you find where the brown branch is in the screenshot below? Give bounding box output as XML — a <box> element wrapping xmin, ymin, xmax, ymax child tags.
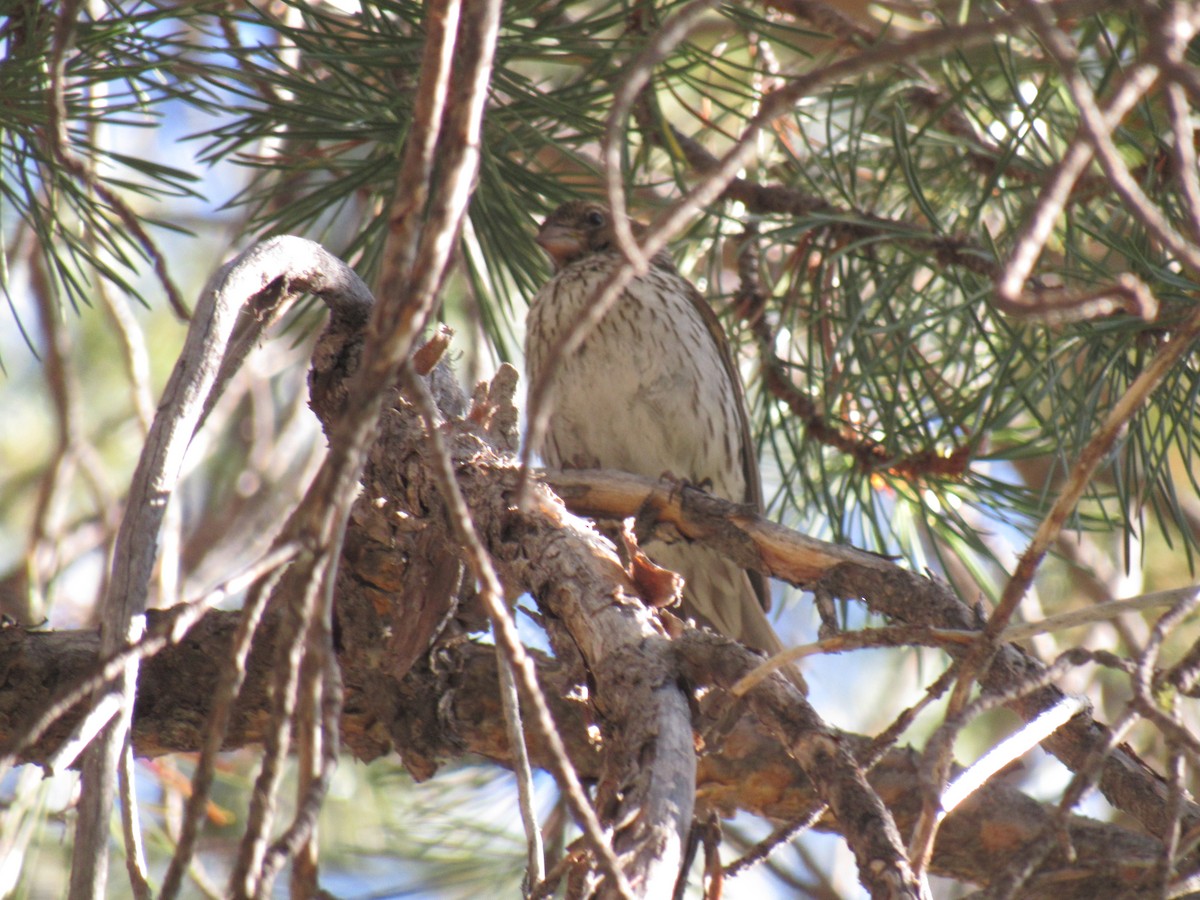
<box><xmin>203</xmin><ymin>0</ymin><xmax>505</xmax><ymax>891</ymax></box>
<box><xmin>757</xmin><ymin>0</ymin><xmax>878</xmax><ymax>40</ymax></box>
<box><xmin>539</xmin><ymin>466</ymin><xmax>1200</xmax><ymax>845</ymax></box>
<box><xmin>986</xmin><ymin>301</ymin><xmax>1200</xmax><ymax>656</ymax></box>
<box><xmin>624</xmin><ymin>0</ymin><xmax>1147</xmax><ymax>300</ymax></box>
<box><xmin>674</xmin><ymin>631</ymin><xmax>923</xmax><ymax>898</ymax></box>
<box><xmin>0</xmin><ymin>627</ymin><xmax>1166</xmax><ymax>897</ymax></box>
<box><xmin>1026</xmin><ymin>0</ymin><xmax>1200</xmax><ymax>279</ymax></box>
<box><xmin>898</xmin><ymin>294</ymin><xmax>1200</xmax><ymax>874</ymax></box>
<box><xmin>543</xmin><ymin>467</ymin><xmax>917</xmax><ymax>584</ymax></box>
<box><xmin>311</xmin><ymin>331</ymin><xmax>693</xmax><ymax>895</ymax></box>
<box><xmin>401</xmin><ymin>362</ymin><xmax>554</xmax><ymax>891</ymax></box>
<box><xmin>604</xmin><ymin>0</ymin><xmax>725</xmax><ymax>267</ymax></box>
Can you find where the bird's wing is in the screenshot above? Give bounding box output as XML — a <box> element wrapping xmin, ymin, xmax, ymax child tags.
<box><xmin>684</xmin><ymin>278</ymin><xmax>772</xmax><ymax>613</ymax></box>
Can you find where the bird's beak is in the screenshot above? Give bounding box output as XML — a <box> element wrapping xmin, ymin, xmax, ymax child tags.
<box><xmin>536</xmin><ymin>222</ymin><xmax>584</xmax><ymax>270</ymax></box>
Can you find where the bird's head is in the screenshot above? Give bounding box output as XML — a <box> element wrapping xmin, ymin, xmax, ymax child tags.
<box><xmin>536</xmin><ymin>201</ymin><xmax>633</xmax><ymax>270</ymax></box>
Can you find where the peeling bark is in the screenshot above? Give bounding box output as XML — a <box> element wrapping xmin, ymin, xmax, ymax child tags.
<box><xmin>0</xmin><ymin>626</ymin><xmax>1163</xmax><ymax>898</ymax></box>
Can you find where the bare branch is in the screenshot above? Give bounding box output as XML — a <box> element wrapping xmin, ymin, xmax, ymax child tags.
<box><xmin>603</xmin><ymin>0</ymin><xmax>724</xmax><ymax>268</ymax></box>
<box><xmin>676</xmin><ymin>630</ymin><xmax>926</xmax><ymax>899</ymax></box>
<box><xmin>71</xmin><ymin>233</ymin><xmax>360</xmax><ymax>900</ymax></box>
<box><xmin>401</xmin><ymin>362</ymin><xmax>550</xmax><ymax>891</ymax></box>
<box><xmin>1</xmin><ymin>621</ymin><xmax>1170</xmax><ymax>896</ymax></box>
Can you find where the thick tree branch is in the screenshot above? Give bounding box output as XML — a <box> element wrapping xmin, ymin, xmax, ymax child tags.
<box><xmin>541</xmin><ymin>467</ymin><xmax>1200</xmax><ymax>846</ymax></box>
<box><xmin>0</xmin><ymin>625</ymin><xmax>1163</xmax><ymax>898</ymax></box>
<box><xmin>310</xmin><ymin>319</ymin><xmax>692</xmax><ymax>896</ymax></box>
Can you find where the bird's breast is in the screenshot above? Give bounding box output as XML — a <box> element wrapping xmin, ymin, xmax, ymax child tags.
<box><xmin>525</xmin><ymin>256</ymin><xmax>745</xmax><ymax>499</ymax></box>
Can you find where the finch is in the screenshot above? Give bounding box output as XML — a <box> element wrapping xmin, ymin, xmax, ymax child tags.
<box><xmin>526</xmin><ymin>201</ymin><xmax>805</xmax><ymax>692</ymax></box>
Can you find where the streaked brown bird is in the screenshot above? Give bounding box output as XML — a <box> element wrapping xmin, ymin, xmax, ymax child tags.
<box><xmin>526</xmin><ymin>200</ymin><xmax>806</xmax><ymax>692</ymax></box>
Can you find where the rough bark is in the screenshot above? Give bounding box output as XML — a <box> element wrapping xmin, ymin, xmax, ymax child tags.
<box><xmin>0</xmin><ymin>624</ymin><xmax>1163</xmax><ymax>898</ymax></box>
<box><xmin>310</xmin><ymin>312</ymin><xmax>696</xmax><ymax>896</ymax></box>
<box><xmin>550</xmin><ymin>467</ymin><xmax>1200</xmax><ymax>849</ymax></box>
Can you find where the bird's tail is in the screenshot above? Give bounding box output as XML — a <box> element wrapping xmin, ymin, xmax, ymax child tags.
<box><xmin>648</xmin><ymin>541</ymin><xmax>808</xmax><ymax>695</ymax></box>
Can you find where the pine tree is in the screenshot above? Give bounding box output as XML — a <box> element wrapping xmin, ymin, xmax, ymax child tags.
<box><xmin>1</xmin><ymin>0</ymin><xmax>1199</xmax><ymax>896</ymax></box>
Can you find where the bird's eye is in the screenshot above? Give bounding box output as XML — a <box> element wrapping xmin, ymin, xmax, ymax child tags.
<box><xmin>586</xmin><ymin>209</ymin><xmax>606</xmax><ymax>228</ymax></box>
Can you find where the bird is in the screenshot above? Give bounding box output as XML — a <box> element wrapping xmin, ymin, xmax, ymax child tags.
<box><xmin>525</xmin><ymin>200</ymin><xmax>806</xmax><ymax>693</ymax></box>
